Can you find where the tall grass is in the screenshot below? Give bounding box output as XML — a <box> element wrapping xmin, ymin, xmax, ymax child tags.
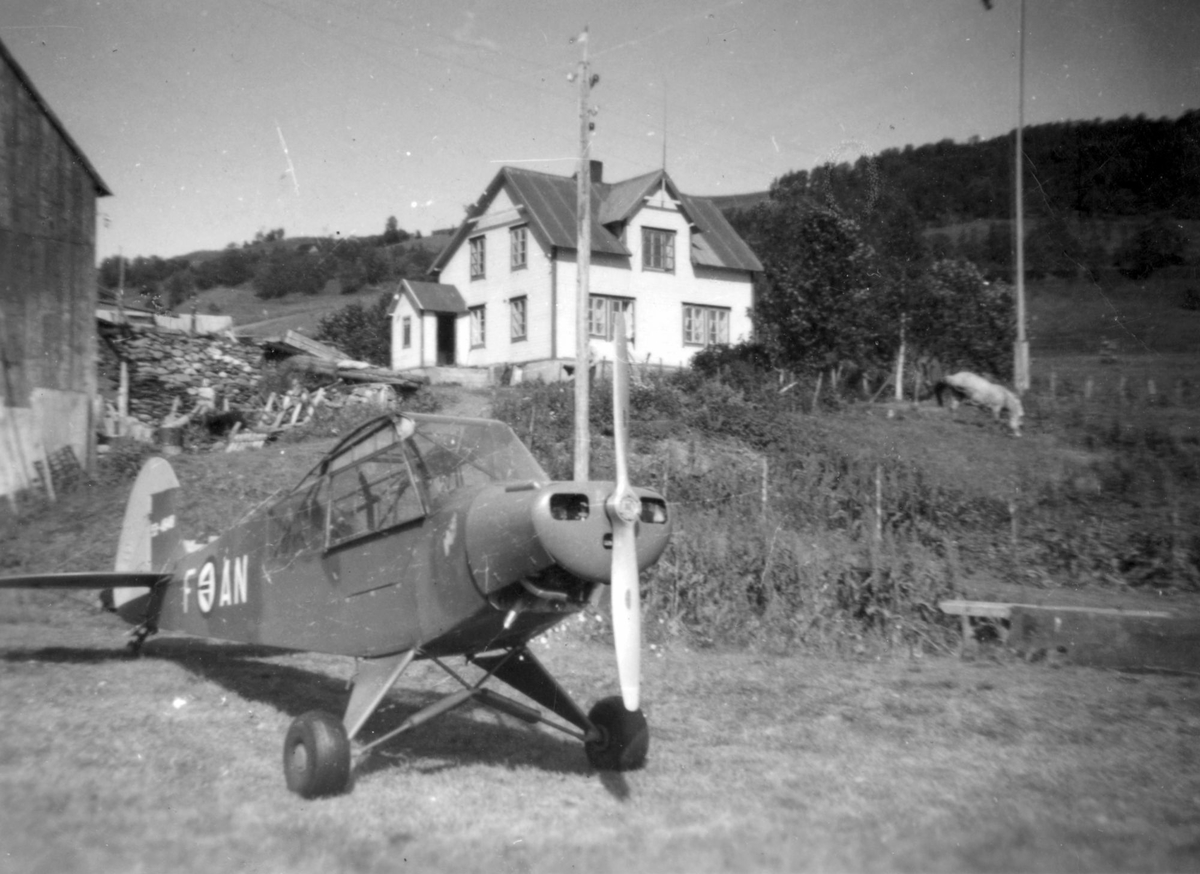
<box><xmin>494</xmin><ymin>349</ymin><xmax>1200</xmax><ymax>653</ymax></box>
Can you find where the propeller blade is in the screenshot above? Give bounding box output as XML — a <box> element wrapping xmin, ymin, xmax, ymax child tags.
<box><xmin>607</xmin><ymin>311</ymin><xmax>641</xmax><ymax>711</ymax></box>
<box><xmin>610</xmin><ymin>518</ymin><xmax>641</xmax><ymax>711</ymax></box>
<box><xmin>612</xmin><ymin>313</ymin><xmax>631</xmax><ymax>494</ymax></box>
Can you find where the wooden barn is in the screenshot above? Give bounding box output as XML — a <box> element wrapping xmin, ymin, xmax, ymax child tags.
<box><xmin>0</xmin><ymin>37</ymin><xmax>110</xmax><ymax>500</ymax></box>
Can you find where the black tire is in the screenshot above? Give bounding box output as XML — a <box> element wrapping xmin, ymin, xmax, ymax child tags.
<box><xmin>584</xmin><ymin>696</ymin><xmax>649</xmax><ymax>771</ymax></box>
<box><xmin>283</xmin><ymin>710</ymin><xmax>351</xmax><ymax>798</ymax></box>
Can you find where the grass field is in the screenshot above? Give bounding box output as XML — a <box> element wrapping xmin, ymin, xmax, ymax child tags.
<box><xmin>3</xmin><ymin>598</ymin><xmax>1200</xmax><ymax>874</ymax></box>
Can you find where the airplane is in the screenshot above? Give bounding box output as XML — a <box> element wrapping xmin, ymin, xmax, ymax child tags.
<box><xmin>0</xmin><ymin>321</ymin><xmax>671</xmax><ymax>798</ymax></box>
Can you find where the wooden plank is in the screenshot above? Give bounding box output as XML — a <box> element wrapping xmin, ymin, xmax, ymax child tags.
<box><xmin>939</xmin><ymin>599</ymin><xmax>1173</xmax><ymax>620</ymax></box>
<box><xmin>938</xmin><ymin>600</ymin><xmax>1013</xmax><ymax>619</ymax></box>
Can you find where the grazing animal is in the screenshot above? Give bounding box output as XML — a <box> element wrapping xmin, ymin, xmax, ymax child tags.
<box><xmin>935</xmin><ymin>371</ymin><xmax>1024</xmax><ymax>436</ymax></box>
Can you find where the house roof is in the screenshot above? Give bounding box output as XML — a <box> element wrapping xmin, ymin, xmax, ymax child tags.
<box><xmin>399</xmin><ymin>279</ymin><xmax>467</xmax><ymax>314</ymax></box>
<box><xmin>431</xmin><ymin>165</ymin><xmax>762</xmax><ymax>275</ymax></box>
<box><xmin>0</xmin><ymin>37</ymin><xmax>111</xmax><ymax>197</ymax></box>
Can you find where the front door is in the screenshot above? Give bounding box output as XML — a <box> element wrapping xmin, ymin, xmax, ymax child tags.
<box><xmin>436</xmin><ymin>314</ymin><xmax>456</xmax><ymax>366</ymax></box>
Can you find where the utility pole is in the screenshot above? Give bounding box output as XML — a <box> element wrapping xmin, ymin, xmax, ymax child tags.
<box><xmin>1013</xmin><ymin>0</ymin><xmax>1030</xmax><ymax>393</ymax></box>
<box><xmin>572</xmin><ymin>27</ymin><xmax>597</xmax><ymax>481</ymax></box>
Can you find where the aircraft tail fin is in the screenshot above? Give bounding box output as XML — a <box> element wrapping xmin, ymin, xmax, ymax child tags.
<box><xmin>109</xmin><ymin>457</ymin><xmax>182</xmax><ymax>621</ymax></box>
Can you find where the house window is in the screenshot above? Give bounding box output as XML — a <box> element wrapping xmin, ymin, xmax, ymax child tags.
<box><xmin>510</xmin><ymin>297</ymin><xmax>527</xmax><ymax>342</ymax></box>
<box><xmin>588</xmin><ymin>295</ymin><xmax>634</xmax><ymax>341</ymax></box>
<box><xmin>470</xmin><ymin>305</ymin><xmax>486</xmax><ymax>348</ymax></box>
<box><xmin>683</xmin><ymin>305</ymin><xmax>729</xmax><ymax>347</ymax></box>
<box><xmin>469</xmin><ymin>235</ymin><xmax>486</xmax><ymax>279</ymax></box>
<box><xmin>642</xmin><ymin>227</ymin><xmax>675</xmax><ymax>273</ymax></box>
<box><xmin>510</xmin><ymin>225</ymin><xmax>528</xmax><ymax>270</ymax></box>
<box><xmin>401</xmin><ymin>316</ymin><xmax>412</xmax><ymax>350</ymax></box>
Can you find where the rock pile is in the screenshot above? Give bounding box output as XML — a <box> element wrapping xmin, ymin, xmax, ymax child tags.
<box><xmin>104</xmin><ymin>328</ymin><xmax>262</xmax><ymax>424</ymax></box>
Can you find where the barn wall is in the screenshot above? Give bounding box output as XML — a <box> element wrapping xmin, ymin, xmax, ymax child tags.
<box><xmin>0</xmin><ymin>41</ymin><xmax>104</xmax><ymax>497</ymax></box>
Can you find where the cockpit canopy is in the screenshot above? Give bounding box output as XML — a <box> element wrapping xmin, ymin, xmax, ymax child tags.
<box><xmin>269</xmin><ymin>414</ymin><xmax>548</xmax><ymax>555</ymax></box>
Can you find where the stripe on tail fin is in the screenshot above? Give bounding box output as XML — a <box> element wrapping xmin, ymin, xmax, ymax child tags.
<box><xmin>110</xmin><ymin>457</ymin><xmax>182</xmax><ymax>622</ymax></box>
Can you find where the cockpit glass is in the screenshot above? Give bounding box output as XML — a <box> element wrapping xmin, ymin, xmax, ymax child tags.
<box><xmin>406</xmin><ymin>418</ymin><xmax>547</xmax><ymax>505</ymax></box>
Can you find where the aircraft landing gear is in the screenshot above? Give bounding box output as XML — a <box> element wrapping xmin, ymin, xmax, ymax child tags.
<box><xmin>584</xmin><ymin>696</ymin><xmax>649</xmax><ymax>771</ymax></box>
<box><xmin>283</xmin><ymin>711</ymin><xmax>351</xmax><ymax>798</ymax></box>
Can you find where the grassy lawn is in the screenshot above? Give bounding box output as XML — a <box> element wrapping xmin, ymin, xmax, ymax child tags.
<box><xmin>1</xmin><ymin>600</ymin><xmax>1199</xmax><ymax>873</ymax></box>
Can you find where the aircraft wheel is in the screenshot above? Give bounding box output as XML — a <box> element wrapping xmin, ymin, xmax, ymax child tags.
<box><xmin>584</xmin><ymin>696</ymin><xmax>649</xmax><ymax>771</ymax></box>
<box><xmin>283</xmin><ymin>710</ymin><xmax>351</xmax><ymax>798</ymax></box>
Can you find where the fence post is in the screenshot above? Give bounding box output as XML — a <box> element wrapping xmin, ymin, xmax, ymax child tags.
<box><xmin>761</xmin><ymin>456</ymin><xmax>768</xmax><ymax>518</ymax></box>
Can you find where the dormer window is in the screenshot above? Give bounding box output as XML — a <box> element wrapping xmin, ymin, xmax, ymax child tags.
<box><xmin>469</xmin><ymin>236</ymin><xmax>486</xmax><ymax>279</ymax></box>
<box><xmin>642</xmin><ymin>227</ymin><xmax>675</xmax><ymax>273</ymax></box>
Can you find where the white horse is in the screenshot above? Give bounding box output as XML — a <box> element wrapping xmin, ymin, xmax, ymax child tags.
<box><xmin>934</xmin><ymin>371</ymin><xmax>1024</xmax><ymax>437</ymax></box>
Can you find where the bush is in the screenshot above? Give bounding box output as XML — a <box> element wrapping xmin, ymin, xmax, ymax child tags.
<box><xmin>313</xmin><ymin>293</ymin><xmax>393</xmax><ymax>366</ymax></box>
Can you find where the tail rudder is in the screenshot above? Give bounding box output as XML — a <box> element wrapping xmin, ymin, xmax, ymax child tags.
<box><xmin>110</xmin><ymin>457</ymin><xmax>183</xmax><ymax>621</ymax></box>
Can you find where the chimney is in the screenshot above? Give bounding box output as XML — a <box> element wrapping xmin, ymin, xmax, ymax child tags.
<box><xmin>589</xmin><ymin>160</ymin><xmax>603</xmax><ymax>184</ymax></box>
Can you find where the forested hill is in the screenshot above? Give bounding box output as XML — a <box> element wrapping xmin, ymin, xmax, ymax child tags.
<box><xmin>712</xmin><ymin>110</ymin><xmax>1200</xmax><ymax>224</ymax></box>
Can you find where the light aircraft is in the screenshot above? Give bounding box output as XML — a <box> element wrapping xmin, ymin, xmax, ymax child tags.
<box><xmin>0</xmin><ymin>324</ymin><xmax>670</xmax><ymax>798</ymax></box>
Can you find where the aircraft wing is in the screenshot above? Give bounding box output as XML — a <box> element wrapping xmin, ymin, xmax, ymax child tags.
<box><xmin>0</xmin><ymin>572</ymin><xmax>171</xmax><ymax>590</ymax></box>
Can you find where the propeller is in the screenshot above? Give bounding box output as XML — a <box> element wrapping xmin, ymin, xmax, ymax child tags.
<box><xmin>605</xmin><ymin>312</ymin><xmax>642</xmax><ymax>712</ymax></box>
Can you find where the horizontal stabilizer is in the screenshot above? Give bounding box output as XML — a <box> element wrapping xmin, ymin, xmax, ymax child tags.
<box><xmin>0</xmin><ymin>571</ymin><xmax>170</xmax><ymax>590</ymax></box>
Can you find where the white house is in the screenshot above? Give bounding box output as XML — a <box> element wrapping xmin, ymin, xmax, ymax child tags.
<box><xmin>391</xmin><ymin>162</ymin><xmax>762</xmax><ymax>381</ymax></box>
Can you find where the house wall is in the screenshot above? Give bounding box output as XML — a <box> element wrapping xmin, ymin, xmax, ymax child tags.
<box><xmin>438</xmin><ymin>188</ymin><xmax>559</xmax><ymax>369</ymax></box>
<box><xmin>0</xmin><ymin>45</ymin><xmax>102</xmax><ymax>496</ymax></box>
<box><xmin>390</xmin><ymin>295</ymin><xmax>421</xmax><ymax>370</ymax></box>
<box><xmin>435</xmin><ymin>181</ymin><xmax>754</xmax><ymax>376</ymax></box>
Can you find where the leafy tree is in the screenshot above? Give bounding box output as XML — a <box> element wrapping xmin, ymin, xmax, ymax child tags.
<box><xmin>164</xmin><ymin>269</ymin><xmax>196</xmax><ymax>310</ymax></box>
<box><xmin>382</xmin><ymin>215</ymin><xmax>409</xmax><ymax>245</ymax></box>
<box><xmin>1114</xmin><ymin>218</ymin><xmax>1189</xmax><ymax>279</ymax></box>
<box><xmin>742</xmin><ymin>200</ymin><xmax>888</xmax><ymax>372</ymax></box>
<box><xmin>313</xmin><ymin>292</ymin><xmax>393</xmax><ymax>366</ymax></box>
<box><xmin>908</xmin><ymin>259</ymin><xmax>1015</xmax><ymax>379</ymax></box>
<box><xmin>253</xmin><ymin>249</ymin><xmax>328</xmax><ymax>299</ymax></box>
<box><xmin>195</xmin><ymin>244</ymin><xmax>257</xmax><ymax>289</ymax></box>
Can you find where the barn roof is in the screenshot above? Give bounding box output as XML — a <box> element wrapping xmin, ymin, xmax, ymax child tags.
<box><xmin>0</xmin><ymin>37</ymin><xmax>111</xmax><ymax>197</ymax></box>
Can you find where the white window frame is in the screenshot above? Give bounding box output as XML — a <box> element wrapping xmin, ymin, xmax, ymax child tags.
<box><xmin>470</xmin><ymin>305</ymin><xmax>486</xmax><ymax>348</ymax></box>
<box><xmin>588</xmin><ymin>295</ymin><xmax>634</xmax><ymax>341</ymax></box>
<box><xmin>401</xmin><ymin>316</ymin><xmax>412</xmax><ymax>349</ymax></box>
<box><xmin>642</xmin><ymin>227</ymin><xmax>675</xmax><ymax>273</ymax></box>
<box><xmin>510</xmin><ymin>225</ymin><xmax>528</xmax><ymax>270</ymax></box>
<box><xmin>469</xmin><ymin>235</ymin><xmax>486</xmax><ymax>279</ymax></box>
<box><xmin>510</xmin><ymin>296</ymin><xmax>527</xmax><ymax>343</ymax></box>
<box><xmin>683</xmin><ymin>304</ymin><xmax>729</xmax><ymax>347</ymax></box>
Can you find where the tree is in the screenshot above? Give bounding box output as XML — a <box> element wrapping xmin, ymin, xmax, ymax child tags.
<box><xmin>742</xmin><ymin>200</ymin><xmax>888</xmax><ymax>373</ymax></box>
<box><xmin>313</xmin><ymin>292</ymin><xmax>393</xmax><ymax>366</ymax></box>
<box><xmin>908</xmin><ymin>259</ymin><xmax>1015</xmax><ymax>379</ymax></box>
<box><xmin>1115</xmin><ymin>218</ymin><xmax>1189</xmax><ymax>279</ymax></box>
<box><xmin>382</xmin><ymin>215</ymin><xmax>408</xmax><ymax>245</ymax></box>
<box><xmin>164</xmin><ymin>269</ymin><xmax>196</xmax><ymax>310</ymax></box>
<box><xmin>195</xmin><ymin>244</ymin><xmax>256</xmax><ymax>289</ymax></box>
<box><xmin>254</xmin><ymin>249</ymin><xmax>328</xmax><ymax>299</ymax></box>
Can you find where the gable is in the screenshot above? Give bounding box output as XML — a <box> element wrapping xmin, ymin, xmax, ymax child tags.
<box><xmin>432</xmin><ymin>165</ymin><xmax>761</xmax><ymax>277</ymax></box>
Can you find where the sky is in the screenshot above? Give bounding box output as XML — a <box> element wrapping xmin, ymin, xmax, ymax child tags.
<box><xmin>2</xmin><ymin>0</ymin><xmax>1198</xmax><ymax>262</ymax></box>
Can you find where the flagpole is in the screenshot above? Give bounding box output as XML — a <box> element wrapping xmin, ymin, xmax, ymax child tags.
<box><xmin>1013</xmin><ymin>0</ymin><xmax>1030</xmax><ymax>392</ymax></box>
